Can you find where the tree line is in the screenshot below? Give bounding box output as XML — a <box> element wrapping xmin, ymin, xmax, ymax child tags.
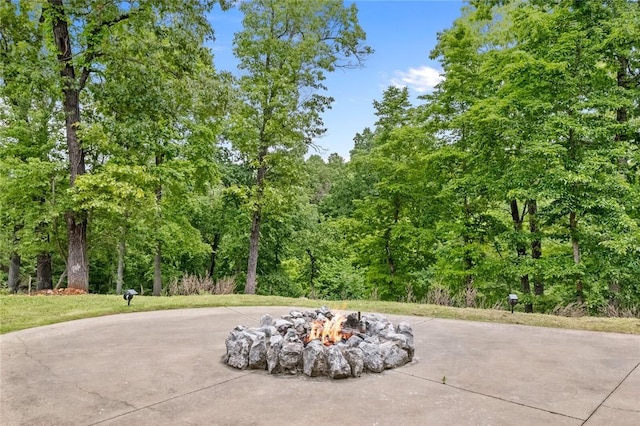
<box><xmin>1</xmin><ymin>0</ymin><xmax>638</xmax><ymax>316</ymax></box>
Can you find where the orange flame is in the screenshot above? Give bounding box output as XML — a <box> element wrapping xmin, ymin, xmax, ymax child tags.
<box><xmin>305</xmin><ymin>315</ymin><xmax>353</xmax><ymax>346</ymax></box>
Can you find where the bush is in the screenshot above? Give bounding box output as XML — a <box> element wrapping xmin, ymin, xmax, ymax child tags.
<box><xmin>167</xmin><ymin>273</ymin><xmax>236</xmax><ymax>296</ymax></box>
<box><xmin>552</xmin><ymin>302</ymin><xmax>588</xmax><ymax>317</ymax></box>
<box><xmin>257</xmin><ymin>270</ymin><xmax>304</xmax><ymax>298</ymax></box>
<box><xmin>314</xmin><ymin>257</ymin><xmax>366</xmax><ymax>300</ymax></box>
<box><xmin>213</xmin><ymin>276</ymin><xmax>236</xmax><ymax>295</ymax></box>
<box><xmin>425</xmin><ymin>284</ymin><xmax>454</xmax><ymax>306</ymax></box>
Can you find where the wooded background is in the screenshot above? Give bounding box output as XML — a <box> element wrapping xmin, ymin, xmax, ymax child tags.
<box><xmin>1</xmin><ymin>0</ymin><xmax>639</xmax><ymax>316</ymax></box>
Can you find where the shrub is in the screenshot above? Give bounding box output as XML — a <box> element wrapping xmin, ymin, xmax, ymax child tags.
<box><xmin>167</xmin><ymin>273</ymin><xmax>213</xmax><ymax>295</ymax></box>
<box><xmin>213</xmin><ymin>276</ymin><xmax>236</xmax><ymax>295</ymax></box>
<box><xmin>167</xmin><ymin>273</ymin><xmax>236</xmax><ymax>295</ymax></box>
<box><xmin>426</xmin><ymin>284</ymin><xmax>454</xmax><ymax>306</ymax></box>
<box><xmin>552</xmin><ymin>302</ymin><xmax>588</xmax><ymax>317</ymax></box>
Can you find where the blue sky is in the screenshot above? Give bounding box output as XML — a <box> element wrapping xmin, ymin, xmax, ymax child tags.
<box><xmin>209</xmin><ymin>0</ymin><xmax>464</xmax><ymax>160</ymax></box>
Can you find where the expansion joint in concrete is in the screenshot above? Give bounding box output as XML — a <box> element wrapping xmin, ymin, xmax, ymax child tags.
<box><xmin>87</xmin><ymin>372</ymin><xmax>252</xmax><ymax>425</ymax></box>
<box><xmin>393</xmin><ymin>369</ymin><xmax>585</xmax><ymax>422</ymax></box>
<box><xmin>581</xmin><ymin>360</ymin><xmax>640</xmax><ymax>425</ymax></box>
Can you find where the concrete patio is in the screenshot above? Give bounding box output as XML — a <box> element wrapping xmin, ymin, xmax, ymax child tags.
<box><xmin>1</xmin><ymin>306</ymin><xmax>639</xmax><ymax>425</ymax></box>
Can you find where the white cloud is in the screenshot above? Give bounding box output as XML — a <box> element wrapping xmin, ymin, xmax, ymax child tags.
<box><xmin>390</xmin><ymin>65</ymin><xmax>444</xmax><ymax>93</ymax></box>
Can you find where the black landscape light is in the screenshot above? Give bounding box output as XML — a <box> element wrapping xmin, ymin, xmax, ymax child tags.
<box><xmin>124</xmin><ymin>289</ymin><xmax>138</xmax><ymax>306</ymax></box>
<box><xmin>507</xmin><ymin>294</ymin><xmax>518</xmax><ymax>313</ymax></box>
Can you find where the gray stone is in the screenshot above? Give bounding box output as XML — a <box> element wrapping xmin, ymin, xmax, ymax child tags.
<box><xmin>292</xmin><ymin>317</ymin><xmax>306</xmax><ymax>327</ymax></box>
<box><xmin>260</xmin><ymin>325</ymin><xmax>277</xmax><ymax>338</ymax></box>
<box><xmin>289</xmin><ymin>318</ymin><xmax>308</xmax><ymax>336</ymax></box>
<box><xmin>380</xmin><ymin>341</ymin><xmax>409</xmax><ymax>369</ymax></box>
<box><xmin>343</xmin><ymin>347</ymin><xmax>364</xmax><ymax>377</ymax></box>
<box><xmin>259</xmin><ymin>314</ymin><xmax>273</xmax><ymax>327</ymax></box>
<box><xmin>267</xmin><ymin>335</ymin><xmax>283</xmax><ymax>374</ymax></box>
<box><xmin>395</xmin><ymin>322</ymin><xmax>415</xmax><ymax>361</ymax></box>
<box><xmin>284</xmin><ymin>328</ymin><xmax>300</xmax><ymax>342</ymax></box>
<box><xmin>360</xmin><ymin>342</ymin><xmax>384</xmax><ymax>373</ymax></box>
<box><xmin>274</xmin><ymin>319</ymin><xmax>293</xmax><ymax>335</ymax></box>
<box><xmin>248</xmin><ymin>336</ymin><xmax>267</xmax><ymax>370</ymax></box>
<box><xmin>380</xmin><ymin>330</ymin><xmax>408</xmax><ymax>346</ymax></box>
<box><xmin>289</xmin><ymin>310</ymin><xmax>304</xmax><ymax>318</ymax></box>
<box><xmin>317</xmin><ymin>305</ymin><xmax>333</xmax><ymax>319</ymax></box>
<box><xmin>302</xmin><ymin>340</ymin><xmax>327</xmax><ymax>377</ymax></box>
<box><xmin>396</xmin><ymin>322</ymin><xmax>413</xmax><ymax>337</ymax></box>
<box><xmin>366</xmin><ymin>318</ymin><xmax>389</xmax><ymax>336</ymax></box>
<box><xmin>302</xmin><ymin>310</ymin><xmax>317</xmax><ymax>320</ymax></box>
<box><xmin>363</xmin><ymin>335</ymin><xmax>380</xmax><ymax>344</ymax></box>
<box><xmin>279</xmin><ymin>341</ymin><xmax>303</xmax><ymax>374</ymax></box>
<box><xmin>225</xmin><ymin>333</ymin><xmax>250</xmax><ymax>369</ymax></box>
<box><xmin>294</xmin><ymin>321</ymin><xmax>307</xmax><ymax>335</ymax></box>
<box><xmin>363</xmin><ymin>313</ymin><xmax>387</xmax><ymax>323</ymax></box>
<box><xmin>346</xmin><ymin>335</ymin><xmax>364</xmax><ymax>347</ymax></box>
<box><xmin>327</xmin><ymin>345</ymin><xmax>351</xmax><ymax>379</ymax></box>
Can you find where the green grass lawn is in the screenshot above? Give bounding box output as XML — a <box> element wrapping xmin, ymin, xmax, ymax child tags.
<box><xmin>1</xmin><ymin>293</ymin><xmax>639</xmax><ymax>335</ymax></box>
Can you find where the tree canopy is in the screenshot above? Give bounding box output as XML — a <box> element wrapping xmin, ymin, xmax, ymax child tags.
<box><xmin>2</xmin><ymin>0</ymin><xmax>638</xmax><ymax>317</ymax></box>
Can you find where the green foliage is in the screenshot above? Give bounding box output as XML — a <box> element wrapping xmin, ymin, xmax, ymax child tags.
<box><xmin>1</xmin><ymin>0</ymin><xmax>638</xmax><ymax>317</ymax></box>
<box><xmin>226</xmin><ymin>0</ymin><xmax>371</xmax><ymax>294</ymax></box>
<box><xmin>313</xmin><ymin>257</ymin><xmax>366</xmax><ymax>300</ymax></box>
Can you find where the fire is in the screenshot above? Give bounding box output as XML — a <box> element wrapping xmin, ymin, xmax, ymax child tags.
<box><xmin>305</xmin><ymin>315</ymin><xmax>353</xmax><ymax>346</ymax></box>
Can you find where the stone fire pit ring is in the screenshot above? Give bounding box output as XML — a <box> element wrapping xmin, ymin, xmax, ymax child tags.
<box><xmin>223</xmin><ymin>307</ymin><xmax>415</xmax><ymax>379</ymax></box>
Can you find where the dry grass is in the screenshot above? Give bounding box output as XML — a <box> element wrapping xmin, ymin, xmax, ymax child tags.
<box><xmin>167</xmin><ymin>274</ymin><xmax>236</xmax><ymax>296</ymax></box>
<box><xmin>1</xmin><ymin>293</ymin><xmax>638</xmax><ymax>335</ymax></box>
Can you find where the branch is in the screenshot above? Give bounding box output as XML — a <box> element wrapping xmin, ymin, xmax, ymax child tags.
<box><xmin>54</xmin><ymin>268</ymin><xmax>67</xmax><ymax>290</ymax></box>
<box><xmin>520</xmin><ymin>202</ymin><xmax>528</xmax><ymax>224</ymax></box>
<box><xmin>79</xmin><ymin>10</ymin><xmax>134</xmax><ymax>90</ymax></box>
<box><xmin>78</xmin><ymin>67</ymin><xmax>93</xmax><ymax>90</ymax></box>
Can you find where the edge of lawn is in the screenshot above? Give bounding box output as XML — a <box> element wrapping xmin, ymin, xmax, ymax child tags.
<box><xmin>1</xmin><ymin>294</ymin><xmax>639</xmax><ymax>335</ymax></box>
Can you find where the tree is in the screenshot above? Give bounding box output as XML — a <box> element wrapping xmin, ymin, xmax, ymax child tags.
<box><xmin>425</xmin><ymin>0</ymin><xmax>640</xmax><ymax>312</ymax></box>
<box><xmin>1</xmin><ymin>0</ymin><xmax>230</xmax><ymax>293</ymax></box>
<box><xmin>6</xmin><ymin>0</ymin><xmax>225</xmax><ymax>292</ymax></box>
<box><xmin>1</xmin><ymin>2</ymin><xmax>64</xmax><ymax>293</ymax></box>
<box><xmin>229</xmin><ymin>0</ymin><xmax>371</xmax><ymax>294</ymax></box>
<box><xmin>344</xmin><ymin>87</ymin><xmax>435</xmax><ymax>300</ymax></box>
<box><xmin>424</xmin><ymin>7</ymin><xmax>506</xmax><ymax>307</ymax></box>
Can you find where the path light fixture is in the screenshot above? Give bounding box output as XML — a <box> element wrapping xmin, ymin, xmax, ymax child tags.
<box><xmin>124</xmin><ymin>289</ymin><xmax>138</xmax><ymax>306</ymax></box>
<box><xmin>507</xmin><ymin>294</ymin><xmax>518</xmax><ymax>313</ymax></box>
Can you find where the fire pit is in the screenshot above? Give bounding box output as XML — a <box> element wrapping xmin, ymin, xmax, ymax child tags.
<box><xmin>223</xmin><ymin>307</ymin><xmax>415</xmax><ymax>379</ymax></box>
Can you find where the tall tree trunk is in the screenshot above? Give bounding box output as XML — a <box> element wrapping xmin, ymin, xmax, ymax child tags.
<box><xmin>569</xmin><ymin>211</ymin><xmax>583</xmax><ymax>300</ymax></box>
<box><xmin>384</xmin><ymin>197</ymin><xmax>400</xmax><ymax>277</ymax></box>
<box><xmin>116</xmin><ymin>239</ymin><xmax>125</xmax><ymax>295</ymax></box>
<box><xmin>8</xmin><ymin>253</ymin><xmax>21</xmax><ymax>294</ymax></box>
<box><xmin>306</xmin><ymin>248</ymin><xmax>317</xmax><ymax>299</ymax></box>
<box><xmin>50</xmin><ymin>0</ymin><xmax>88</xmax><ymax>291</ymax></box>
<box><xmin>463</xmin><ymin>197</ymin><xmax>475</xmax><ymax>307</ymax></box>
<box><xmin>615</xmin><ymin>56</ymin><xmax>629</xmax><ymax>142</ymax></box>
<box><xmin>510</xmin><ymin>199</ymin><xmax>531</xmax><ymax>312</ymax></box>
<box><xmin>245</xmin><ymin>146</ymin><xmax>268</xmax><ymax>295</ymax></box>
<box><xmin>611</xmin><ymin>56</ymin><xmax>630</xmax><ymax>303</ymax></box>
<box><xmin>66</xmin><ymin>212</ymin><xmax>88</xmax><ymax>290</ymax></box>
<box><xmin>384</xmin><ymin>227</ymin><xmax>396</xmax><ymax>276</ymax></box>
<box><xmin>36</xmin><ymin>253</ymin><xmax>52</xmax><ymax>290</ymax></box>
<box><xmin>153</xmin><ymin>244</ymin><xmax>162</xmax><ymax>296</ymax></box>
<box><xmin>8</xmin><ymin>225</ymin><xmax>21</xmax><ymax>293</ymax></box>
<box><xmin>246</xmin><ymin>208</ymin><xmax>261</xmax><ymax>294</ymax></box>
<box><xmin>35</xmin><ymin>222</ymin><xmax>52</xmax><ymax>290</ymax></box>
<box><xmin>208</xmin><ymin>233</ymin><xmax>221</xmax><ymax>278</ymax></box>
<box><xmin>528</xmin><ymin>199</ymin><xmax>543</xmax><ymax>296</ymax></box>
<box><xmin>153</xmin><ymin>155</ymin><xmax>163</xmax><ymax>296</ymax></box>
<box><xmin>463</xmin><ymin>248</ymin><xmax>475</xmax><ymax>308</ymax></box>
